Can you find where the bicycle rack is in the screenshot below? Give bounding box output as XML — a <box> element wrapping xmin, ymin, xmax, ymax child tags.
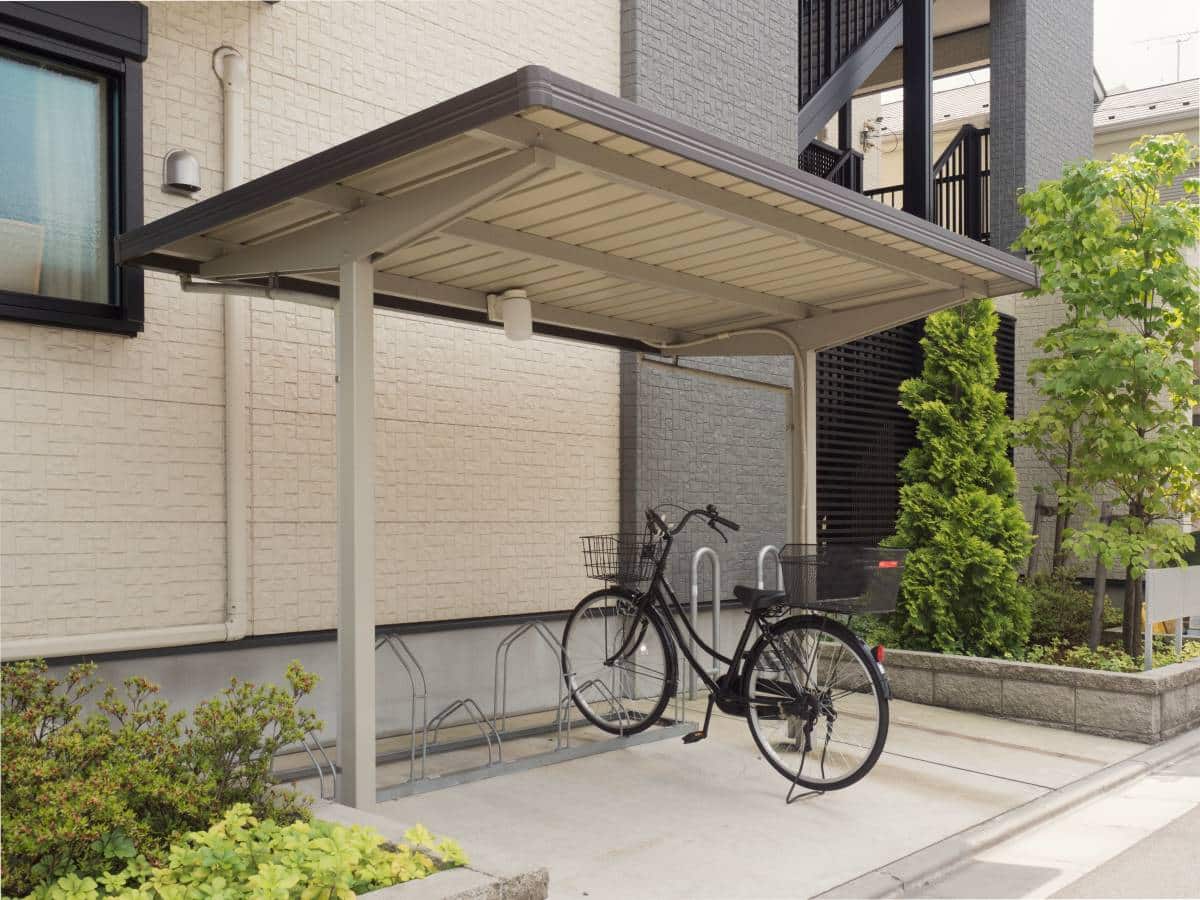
<box><xmin>574</xmin><ymin>676</ymin><xmax>633</xmax><ymax>732</ymax></box>
<box><xmin>299</xmin><ymin>728</ymin><xmax>337</xmax><ymax>800</ymax></box>
<box><xmin>757</xmin><ymin>544</ymin><xmax>784</xmax><ymax>590</ymax></box>
<box><xmin>376</xmin><ymin>633</ymin><xmax>428</xmax><ymax>783</ymax></box>
<box><xmin>689</xmin><ymin>546</ymin><xmax>722</xmax><ymax>699</ymax></box>
<box><xmin>493</xmin><ymin>620</ymin><xmax>572</xmax><ymax>750</ymax></box>
<box><xmin>426</xmin><ymin>697</ymin><xmax>503</xmax><ymax>767</ymax></box>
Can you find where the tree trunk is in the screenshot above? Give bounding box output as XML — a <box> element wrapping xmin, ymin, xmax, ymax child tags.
<box><xmin>1122</xmin><ymin>564</ymin><xmax>1137</xmax><ymax>656</ymax></box>
<box><xmin>1089</xmin><ymin>554</ymin><xmax>1107</xmax><ymax>651</ymax></box>
<box><xmin>1051</xmin><ymin>508</ymin><xmax>1070</xmax><ymax>574</ymax></box>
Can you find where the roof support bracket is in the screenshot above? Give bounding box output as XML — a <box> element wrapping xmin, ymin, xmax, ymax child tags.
<box><xmin>198</xmin><ymin>148</ymin><xmax>554</xmax><ymax>279</ymax></box>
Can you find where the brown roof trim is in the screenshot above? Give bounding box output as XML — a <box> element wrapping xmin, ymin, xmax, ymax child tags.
<box><xmin>118</xmin><ymin>66</ymin><xmax>1035</xmax><ymax>291</ymax></box>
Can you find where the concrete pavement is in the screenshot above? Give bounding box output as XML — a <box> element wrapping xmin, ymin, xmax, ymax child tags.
<box><xmin>370</xmin><ymin>696</ymin><xmax>1144</xmax><ymax>899</ymax></box>
<box><xmin>915</xmin><ymin>749</ymin><xmax>1200</xmax><ymax>899</ymax></box>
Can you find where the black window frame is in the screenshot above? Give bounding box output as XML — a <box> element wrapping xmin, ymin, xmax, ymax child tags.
<box><xmin>0</xmin><ymin>3</ymin><xmax>146</xmax><ymax>335</ymax></box>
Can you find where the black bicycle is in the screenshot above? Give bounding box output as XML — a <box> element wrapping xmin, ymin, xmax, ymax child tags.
<box><xmin>562</xmin><ymin>504</ymin><xmax>905</xmax><ymax>794</ymax></box>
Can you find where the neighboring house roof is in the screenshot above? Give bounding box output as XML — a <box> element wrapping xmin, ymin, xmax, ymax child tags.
<box><xmin>1093</xmin><ymin>79</ymin><xmax>1199</xmax><ymax>133</ymax></box>
<box><xmin>879</xmin><ymin>78</ymin><xmax>1198</xmax><ymax>138</ymax></box>
<box><xmin>879</xmin><ymin>81</ymin><xmax>990</xmax><ymax>136</ymax></box>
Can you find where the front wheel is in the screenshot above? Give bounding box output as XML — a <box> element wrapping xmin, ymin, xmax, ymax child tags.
<box><xmin>561</xmin><ymin>588</ymin><xmax>678</xmax><ymax>736</ymax></box>
<box><xmin>742</xmin><ymin>614</ymin><xmax>889</xmax><ymax>791</ymax></box>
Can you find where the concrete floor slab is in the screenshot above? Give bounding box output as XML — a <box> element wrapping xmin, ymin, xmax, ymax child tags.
<box><xmin>367</xmin><ymin>697</ymin><xmax>1143</xmax><ymax>899</ymax></box>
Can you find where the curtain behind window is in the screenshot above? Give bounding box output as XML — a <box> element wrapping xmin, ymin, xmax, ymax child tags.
<box><xmin>0</xmin><ymin>49</ymin><xmax>109</xmax><ymax>303</ymax></box>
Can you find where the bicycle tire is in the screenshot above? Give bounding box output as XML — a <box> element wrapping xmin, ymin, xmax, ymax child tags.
<box><xmin>561</xmin><ymin>587</ymin><xmax>678</xmax><ymax>736</ymax></box>
<box><xmin>742</xmin><ymin>614</ymin><xmax>889</xmax><ymax>791</ymax></box>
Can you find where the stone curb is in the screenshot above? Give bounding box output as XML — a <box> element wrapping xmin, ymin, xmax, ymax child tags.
<box><xmin>815</xmin><ymin>726</ymin><xmax>1200</xmax><ymax>899</ymax></box>
<box><xmin>311</xmin><ymin>800</ymin><xmax>548</xmax><ymax>899</ymax></box>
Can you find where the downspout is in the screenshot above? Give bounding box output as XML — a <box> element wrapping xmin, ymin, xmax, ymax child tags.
<box><xmin>215</xmin><ymin>46</ymin><xmax>250</xmax><ymax>642</ymax></box>
<box><xmin>0</xmin><ymin>49</ymin><xmax>251</xmax><ymax>662</ymax></box>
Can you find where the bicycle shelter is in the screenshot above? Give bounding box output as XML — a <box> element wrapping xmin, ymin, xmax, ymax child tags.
<box><xmin>116</xmin><ymin>66</ymin><xmax>1036</xmax><ymax>808</ymax></box>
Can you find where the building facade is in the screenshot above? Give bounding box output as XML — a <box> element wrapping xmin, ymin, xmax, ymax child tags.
<box><xmin>0</xmin><ymin>1</ymin><xmax>1098</xmax><ymax>727</ymax></box>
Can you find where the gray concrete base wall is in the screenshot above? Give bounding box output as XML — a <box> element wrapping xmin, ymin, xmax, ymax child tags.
<box><xmin>886</xmin><ymin>650</ymin><xmax>1200</xmax><ymax>743</ymax></box>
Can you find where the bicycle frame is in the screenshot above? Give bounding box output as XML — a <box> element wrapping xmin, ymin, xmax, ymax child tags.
<box><xmin>604</xmin><ymin>526</ymin><xmax>769</xmax><ymax>709</ymax></box>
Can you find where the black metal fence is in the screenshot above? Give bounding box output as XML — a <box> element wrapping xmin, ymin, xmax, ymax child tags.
<box><xmin>864</xmin><ymin>125</ymin><xmax>991</xmax><ymax>244</ymax></box>
<box><xmin>799</xmin><ymin>139</ymin><xmax>864</xmax><ymax>192</ymax></box>
<box><xmin>816</xmin><ymin>311</ymin><xmax>1016</xmax><ymax>545</ymax></box>
<box><xmin>800</xmin><ymin>0</ymin><xmax>904</xmax><ymax>108</ymax></box>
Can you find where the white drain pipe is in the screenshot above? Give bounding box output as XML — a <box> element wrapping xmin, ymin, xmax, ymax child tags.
<box><xmin>0</xmin><ymin>48</ymin><xmax>251</xmax><ymax>662</ymax></box>
<box><xmin>215</xmin><ymin>45</ymin><xmax>250</xmax><ymax>642</ymax></box>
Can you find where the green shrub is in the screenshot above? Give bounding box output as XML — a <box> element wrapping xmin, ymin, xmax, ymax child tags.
<box><xmin>887</xmin><ymin>300</ymin><xmax>1033</xmax><ymax>657</ymax></box>
<box><xmin>1</xmin><ymin>660</ymin><xmax>320</xmax><ymax>896</ymax></box>
<box><xmin>26</xmin><ymin>805</ymin><xmax>466</xmax><ymax>899</ymax></box>
<box><xmin>1026</xmin><ymin>572</ymin><xmax>1120</xmax><ymax>646</ymax></box>
<box><xmin>1025</xmin><ymin>637</ymin><xmax>1200</xmax><ymax>672</ymax></box>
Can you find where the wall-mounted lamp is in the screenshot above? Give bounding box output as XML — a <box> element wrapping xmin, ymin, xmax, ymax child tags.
<box><xmin>163</xmin><ymin>149</ymin><xmax>201</xmax><ymax>195</ymax></box>
<box><xmin>487</xmin><ymin>288</ymin><xmax>533</xmax><ymax>342</ymax></box>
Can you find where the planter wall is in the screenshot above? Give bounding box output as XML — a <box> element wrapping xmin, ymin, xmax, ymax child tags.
<box><xmin>884</xmin><ymin>650</ymin><xmax>1200</xmax><ymax>743</ymax></box>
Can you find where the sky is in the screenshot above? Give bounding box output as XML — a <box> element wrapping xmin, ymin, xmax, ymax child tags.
<box><xmin>1094</xmin><ymin>0</ymin><xmax>1199</xmax><ymax>91</ymax></box>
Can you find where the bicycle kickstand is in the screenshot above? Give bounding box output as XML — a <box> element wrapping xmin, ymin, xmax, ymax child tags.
<box><xmin>682</xmin><ymin>693</ymin><xmax>715</xmax><ymax>744</ymax></box>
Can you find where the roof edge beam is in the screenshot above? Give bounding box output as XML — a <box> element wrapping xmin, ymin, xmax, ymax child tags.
<box><xmin>475</xmin><ymin>119</ymin><xmax>988</xmax><ymax>295</ymax></box>
<box><xmin>198</xmin><ymin>148</ymin><xmax>553</xmax><ymax>279</ymax></box>
<box><xmin>445</xmin><ymin>219</ymin><xmax>819</xmax><ymax>321</ymax></box>
<box><xmin>664</xmin><ymin>287</ymin><xmax>969</xmax><ymax>356</ymax></box>
<box><xmin>303</xmin><ymin>270</ymin><xmax>690</xmax><ymax>346</ymax></box>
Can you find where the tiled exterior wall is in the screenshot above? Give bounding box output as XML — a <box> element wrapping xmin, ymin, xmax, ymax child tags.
<box><xmin>1</xmin><ymin>1</ymin><xmax>622</xmax><ymax>641</ymax></box>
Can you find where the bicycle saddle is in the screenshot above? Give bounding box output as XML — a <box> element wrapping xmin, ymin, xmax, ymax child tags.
<box><xmin>733</xmin><ymin>585</ymin><xmax>787</xmax><ymax>610</ymax></box>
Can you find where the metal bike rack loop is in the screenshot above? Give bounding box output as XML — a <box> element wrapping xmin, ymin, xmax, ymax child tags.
<box><xmin>375</xmin><ymin>633</ymin><xmax>429</xmax><ymax>783</ymax></box>
<box><xmin>689</xmin><ymin>546</ymin><xmax>722</xmax><ymax>699</ymax></box>
<box><xmin>493</xmin><ymin>619</ymin><xmax>572</xmax><ymax>749</ymax></box>
<box><xmin>757</xmin><ymin>544</ymin><xmax>783</xmax><ymax>590</ymax></box>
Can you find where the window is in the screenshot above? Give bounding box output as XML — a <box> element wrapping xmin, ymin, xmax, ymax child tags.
<box><xmin>1</xmin><ymin>49</ymin><xmax>112</xmax><ymax>304</ymax></box>
<box><xmin>0</xmin><ymin>3</ymin><xmax>146</xmax><ymax>334</ymax></box>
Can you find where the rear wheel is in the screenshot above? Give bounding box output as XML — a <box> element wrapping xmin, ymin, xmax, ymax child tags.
<box><xmin>742</xmin><ymin>614</ymin><xmax>888</xmax><ymax>791</ymax></box>
<box><xmin>561</xmin><ymin>588</ymin><xmax>677</xmax><ymax>735</ymax></box>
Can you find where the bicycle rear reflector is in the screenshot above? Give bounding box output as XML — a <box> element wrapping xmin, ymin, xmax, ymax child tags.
<box><xmin>878</xmin><ymin>560</ymin><xmax>899</xmax><ymax>568</ymax></box>
<box><xmin>873</xmin><ymin>645</ymin><xmax>886</xmax><ymax>663</ymax></box>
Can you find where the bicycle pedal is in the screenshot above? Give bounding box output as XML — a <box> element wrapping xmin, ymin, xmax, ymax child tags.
<box><xmin>682</xmin><ymin>730</ymin><xmax>708</xmax><ymax>744</ymax></box>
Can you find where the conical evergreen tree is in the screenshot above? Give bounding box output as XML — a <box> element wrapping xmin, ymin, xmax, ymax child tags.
<box><xmin>889</xmin><ymin>299</ymin><xmax>1032</xmax><ymax>656</ymax></box>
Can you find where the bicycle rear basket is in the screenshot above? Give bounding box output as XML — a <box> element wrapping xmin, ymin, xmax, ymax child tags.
<box><xmin>581</xmin><ymin>528</ymin><xmax>663</xmax><ymax>585</ymax></box>
<box><xmin>779</xmin><ymin>545</ymin><xmax>907</xmax><ymax>614</ymax></box>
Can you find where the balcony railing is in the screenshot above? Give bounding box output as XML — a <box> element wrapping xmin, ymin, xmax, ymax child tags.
<box><xmin>864</xmin><ymin>124</ymin><xmax>991</xmax><ymax>244</ymax></box>
<box><xmin>799</xmin><ymin>139</ymin><xmax>864</xmax><ymax>192</ymax></box>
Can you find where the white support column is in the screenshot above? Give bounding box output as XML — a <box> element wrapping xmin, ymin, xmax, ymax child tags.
<box><xmin>789</xmin><ymin>350</ymin><xmax>818</xmax><ymax>545</ymax></box>
<box><xmin>336</xmin><ymin>258</ymin><xmax>376</xmax><ymax>808</ymax></box>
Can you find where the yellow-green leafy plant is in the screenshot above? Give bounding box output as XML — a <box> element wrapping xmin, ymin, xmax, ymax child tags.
<box><xmin>26</xmin><ymin>805</ymin><xmax>466</xmax><ymax>899</ymax></box>
<box><xmin>1</xmin><ymin>660</ymin><xmax>320</xmax><ymax>896</ymax></box>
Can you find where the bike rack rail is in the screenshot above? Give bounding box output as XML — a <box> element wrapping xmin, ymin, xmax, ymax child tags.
<box><xmin>426</xmin><ymin>697</ymin><xmax>503</xmax><ymax>767</ymax></box>
<box><xmin>689</xmin><ymin>546</ymin><xmax>722</xmax><ymax>699</ymax></box>
<box><xmin>493</xmin><ymin>619</ymin><xmax>572</xmax><ymax>749</ymax></box>
<box><xmin>757</xmin><ymin>544</ymin><xmax>783</xmax><ymax>590</ymax></box>
<box><xmin>375</xmin><ymin>633</ymin><xmax>428</xmax><ymax>783</ymax></box>
<box><xmin>299</xmin><ymin>728</ymin><xmax>337</xmax><ymax>800</ymax></box>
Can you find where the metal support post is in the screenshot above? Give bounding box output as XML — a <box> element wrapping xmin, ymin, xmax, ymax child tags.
<box><xmin>336</xmin><ymin>258</ymin><xmax>376</xmax><ymax>808</ymax></box>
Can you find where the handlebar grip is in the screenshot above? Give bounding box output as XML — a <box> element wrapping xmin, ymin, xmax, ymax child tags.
<box><xmin>714</xmin><ymin>514</ymin><xmax>740</xmax><ymax>531</ymax></box>
<box><xmin>646</xmin><ymin>508</ymin><xmax>669</xmax><ymax>535</ymax></box>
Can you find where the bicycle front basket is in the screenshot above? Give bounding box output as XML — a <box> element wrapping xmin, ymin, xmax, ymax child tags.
<box><xmin>779</xmin><ymin>545</ymin><xmax>907</xmax><ymax>615</ymax></box>
<box><xmin>580</xmin><ymin>528</ymin><xmax>663</xmax><ymax>585</ymax></box>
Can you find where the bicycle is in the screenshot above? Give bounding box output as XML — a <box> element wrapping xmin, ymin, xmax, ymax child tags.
<box><xmin>562</xmin><ymin>504</ymin><xmax>904</xmax><ymax>795</ymax></box>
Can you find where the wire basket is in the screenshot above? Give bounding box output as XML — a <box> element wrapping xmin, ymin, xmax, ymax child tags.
<box><xmin>780</xmin><ymin>545</ymin><xmax>908</xmax><ymax>615</ymax></box>
<box><xmin>581</xmin><ymin>528</ymin><xmax>664</xmax><ymax>585</ymax></box>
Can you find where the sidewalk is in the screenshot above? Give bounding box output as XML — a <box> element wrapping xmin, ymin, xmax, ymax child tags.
<box><xmin>372</xmin><ymin>696</ymin><xmax>1144</xmax><ymax>899</ymax></box>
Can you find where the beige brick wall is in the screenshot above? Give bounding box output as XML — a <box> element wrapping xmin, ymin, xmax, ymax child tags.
<box><xmin>0</xmin><ymin>1</ymin><xmax>621</xmax><ymax>641</ymax></box>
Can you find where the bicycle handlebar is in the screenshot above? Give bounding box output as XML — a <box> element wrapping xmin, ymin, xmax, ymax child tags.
<box><xmin>646</xmin><ymin>504</ymin><xmax>740</xmax><ymax>537</ymax></box>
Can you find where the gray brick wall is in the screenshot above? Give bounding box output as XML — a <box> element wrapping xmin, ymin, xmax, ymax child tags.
<box><xmin>989</xmin><ymin>0</ymin><xmax>1094</xmax><ymax>253</ymax></box>
<box><xmin>619</xmin><ymin>0</ymin><xmax>799</xmax><ymax>600</ymax></box>
<box><xmin>990</xmin><ymin>0</ymin><xmax>1094</xmax><ymax>546</ymax></box>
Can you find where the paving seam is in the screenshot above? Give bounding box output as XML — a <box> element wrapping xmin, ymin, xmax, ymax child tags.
<box><xmin>814</xmin><ymin>727</ymin><xmax>1200</xmax><ymax>899</ymax></box>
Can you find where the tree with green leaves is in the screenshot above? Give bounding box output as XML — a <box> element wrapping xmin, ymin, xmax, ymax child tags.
<box><xmin>888</xmin><ymin>299</ymin><xmax>1033</xmax><ymax>657</ymax></box>
<box><xmin>1015</xmin><ymin>134</ymin><xmax>1200</xmax><ymax>654</ymax></box>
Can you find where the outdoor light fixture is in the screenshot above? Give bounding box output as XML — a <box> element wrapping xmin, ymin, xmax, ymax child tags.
<box><xmin>487</xmin><ymin>288</ymin><xmax>533</xmax><ymax>341</ymax></box>
<box><xmin>163</xmin><ymin>149</ymin><xmax>201</xmax><ymax>195</ymax></box>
